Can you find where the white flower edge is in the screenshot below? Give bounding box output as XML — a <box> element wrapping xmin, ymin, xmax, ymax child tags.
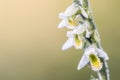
<box><xmin>64</xmin><ymin>3</ymin><xmax>79</xmax><ymax>17</ymax></box>
<box><xmin>62</xmin><ymin>31</ymin><xmax>83</xmax><ymax>50</ymax></box>
<box><xmin>58</xmin><ymin>19</ymin><xmax>68</xmax><ymax>28</ymax></box>
<box><xmin>77</xmin><ymin>45</ymin><xmax>109</xmax><ymax>71</ymax></box>
<box><xmin>62</xmin><ymin>38</ymin><xmax>74</xmax><ymax>51</ymax></box>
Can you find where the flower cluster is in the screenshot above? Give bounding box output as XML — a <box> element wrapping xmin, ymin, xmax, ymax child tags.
<box><xmin>58</xmin><ymin>2</ymin><xmax>90</xmax><ymax>50</ymax></box>
<box><xmin>58</xmin><ymin>0</ymin><xmax>109</xmax><ymax>72</ymax></box>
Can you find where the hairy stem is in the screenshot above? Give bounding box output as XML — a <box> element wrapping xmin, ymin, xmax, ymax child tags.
<box><xmin>77</xmin><ymin>0</ymin><xmax>110</xmax><ymax>80</ymax></box>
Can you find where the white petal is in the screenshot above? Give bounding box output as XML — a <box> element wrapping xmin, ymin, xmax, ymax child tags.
<box><xmin>66</xmin><ymin>25</ymin><xmax>76</xmax><ymax>29</ymax></box>
<box><xmin>58</xmin><ymin>19</ymin><xmax>68</xmax><ymax>28</ymax></box>
<box><xmin>86</xmin><ymin>31</ymin><xmax>91</xmax><ymax>38</ymax></box>
<box><xmin>73</xmin><ymin>24</ymin><xmax>86</xmax><ymax>34</ymax></box>
<box><xmin>66</xmin><ymin>31</ymin><xmax>74</xmax><ymax>38</ymax></box>
<box><xmin>79</xmin><ymin>6</ymin><xmax>88</xmax><ymax>18</ymax></box>
<box><xmin>83</xmin><ymin>21</ymin><xmax>91</xmax><ymax>38</ymax></box>
<box><xmin>64</xmin><ymin>3</ymin><xmax>79</xmax><ymax>16</ymax></box>
<box><xmin>85</xmin><ymin>46</ymin><xmax>97</xmax><ymax>57</ymax></box>
<box><xmin>79</xmin><ymin>0</ymin><xmax>83</xmax><ymax>5</ymax></box>
<box><xmin>59</xmin><ymin>13</ymin><xmax>67</xmax><ymax>19</ymax></box>
<box><xmin>85</xmin><ymin>28</ymin><xmax>91</xmax><ymax>38</ymax></box>
<box><xmin>62</xmin><ymin>38</ymin><xmax>74</xmax><ymax>50</ymax></box>
<box><xmin>77</xmin><ymin>54</ymin><xmax>89</xmax><ymax>70</ymax></box>
<box><xmin>97</xmin><ymin>49</ymin><xmax>109</xmax><ymax>60</ymax></box>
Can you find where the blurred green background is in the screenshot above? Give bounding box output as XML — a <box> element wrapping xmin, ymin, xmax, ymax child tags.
<box><xmin>0</xmin><ymin>0</ymin><xmax>119</xmax><ymax>80</ymax></box>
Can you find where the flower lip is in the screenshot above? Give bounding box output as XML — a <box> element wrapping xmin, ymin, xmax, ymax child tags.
<box><xmin>77</xmin><ymin>45</ymin><xmax>108</xmax><ymax>71</ymax></box>
<box><xmin>88</xmin><ymin>53</ymin><xmax>103</xmax><ymax>71</ymax></box>
<box><xmin>62</xmin><ymin>31</ymin><xmax>83</xmax><ymax>50</ymax></box>
<box><xmin>74</xmin><ymin>34</ymin><xmax>83</xmax><ymax>49</ymax></box>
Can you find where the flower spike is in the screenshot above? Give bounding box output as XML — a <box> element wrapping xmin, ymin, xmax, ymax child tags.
<box><xmin>58</xmin><ymin>0</ymin><xmax>110</xmax><ymax>80</ymax></box>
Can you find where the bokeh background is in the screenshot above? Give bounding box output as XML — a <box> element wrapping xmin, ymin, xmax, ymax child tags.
<box><xmin>0</xmin><ymin>0</ymin><xmax>119</xmax><ymax>80</ymax></box>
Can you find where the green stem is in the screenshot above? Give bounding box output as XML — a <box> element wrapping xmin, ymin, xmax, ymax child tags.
<box><xmin>98</xmin><ymin>58</ymin><xmax>110</xmax><ymax>80</ymax></box>
<box><xmin>75</xmin><ymin>0</ymin><xmax>110</xmax><ymax>80</ymax></box>
<box><xmin>86</xmin><ymin>0</ymin><xmax>110</xmax><ymax>80</ymax></box>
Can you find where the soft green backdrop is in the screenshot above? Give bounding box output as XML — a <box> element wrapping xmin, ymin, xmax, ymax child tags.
<box><xmin>0</xmin><ymin>0</ymin><xmax>119</xmax><ymax>80</ymax></box>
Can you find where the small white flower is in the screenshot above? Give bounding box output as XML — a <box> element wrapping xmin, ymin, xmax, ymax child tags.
<box><xmin>73</xmin><ymin>21</ymin><xmax>91</xmax><ymax>38</ymax></box>
<box><xmin>58</xmin><ymin>3</ymin><xmax>81</xmax><ymax>29</ymax></box>
<box><xmin>58</xmin><ymin>14</ymin><xmax>80</xmax><ymax>29</ymax></box>
<box><xmin>77</xmin><ymin>45</ymin><xmax>109</xmax><ymax>71</ymax></box>
<box><xmin>62</xmin><ymin>31</ymin><xmax>83</xmax><ymax>50</ymax></box>
<box><xmin>58</xmin><ymin>3</ymin><xmax>88</xmax><ymax>29</ymax></box>
<box><xmin>64</xmin><ymin>3</ymin><xmax>79</xmax><ymax>17</ymax></box>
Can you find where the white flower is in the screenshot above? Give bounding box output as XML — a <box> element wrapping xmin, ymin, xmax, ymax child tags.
<box><xmin>62</xmin><ymin>31</ymin><xmax>83</xmax><ymax>50</ymax></box>
<box><xmin>72</xmin><ymin>23</ymin><xmax>86</xmax><ymax>34</ymax></box>
<box><xmin>58</xmin><ymin>3</ymin><xmax>88</xmax><ymax>29</ymax></box>
<box><xmin>73</xmin><ymin>21</ymin><xmax>91</xmax><ymax>38</ymax></box>
<box><xmin>77</xmin><ymin>45</ymin><xmax>109</xmax><ymax>71</ymax></box>
<box><xmin>62</xmin><ymin>3</ymin><xmax>79</xmax><ymax>17</ymax></box>
<box><xmin>58</xmin><ymin>13</ymin><xmax>80</xmax><ymax>29</ymax></box>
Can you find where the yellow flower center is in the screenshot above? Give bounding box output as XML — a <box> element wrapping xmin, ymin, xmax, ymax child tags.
<box><xmin>89</xmin><ymin>54</ymin><xmax>102</xmax><ymax>71</ymax></box>
<box><xmin>68</xmin><ymin>19</ymin><xmax>78</xmax><ymax>26</ymax></box>
<box><xmin>74</xmin><ymin>34</ymin><xmax>81</xmax><ymax>46</ymax></box>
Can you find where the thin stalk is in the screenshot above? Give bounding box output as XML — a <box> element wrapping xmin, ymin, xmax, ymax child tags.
<box><xmin>77</xmin><ymin>0</ymin><xmax>110</xmax><ymax>80</ymax></box>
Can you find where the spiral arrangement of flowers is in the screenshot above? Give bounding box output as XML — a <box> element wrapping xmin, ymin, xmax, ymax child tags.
<box><xmin>58</xmin><ymin>0</ymin><xmax>110</xmax><ymax>80</ymax></box>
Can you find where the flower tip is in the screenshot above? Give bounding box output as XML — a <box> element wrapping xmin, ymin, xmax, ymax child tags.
<box><xmin>59</xmin><ymin>13</ymin><xmax>66</xmax><ymax>19</ymax></box>
<box><xmin>61</xmin><ymin>47</ymin><xmax>66</xmax><ymax>51</ymax></box>
<box><xmin>77</xmin><ymin>55</ymin><xmax>89</xmax><ymax>71</ymax></box>
<box><xmin>61</xmin><ymin>38</ymin><xmax>74</xmax><ymax>51</ymax></box>
<box><xmin>58</xmin><ymin>25</ymin><xmax>63</xmax><ymax>29</ymax></box>
<box><xmin>77</xmin><ymin>66</ymin><xmax>81</xmax><ymax>70</ymax></box>
<box><xmin>77</xmin><ymin>67</ymin><xmax>80</xmax><ymax>70</ymax></box>
<box><xmin>57</xmin><ymin>20</ymin><xmax>66</xmax><ymax>28</ymax></box>
<box><xmin>105</xmin><ymin>56</ymin><xmax>109</xmax><ymax>60</ymax></box>
<box><xmin>61</xmin><ymin>43</ymin><xmax>70</xmax><ymax>51</ymax></box>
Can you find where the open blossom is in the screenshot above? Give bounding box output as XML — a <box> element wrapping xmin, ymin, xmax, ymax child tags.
<box><xmin>58</xmin><ymin>3</ymin><xmax>80</xmax><ymax>29</ymax></box>
<box><xmin>77</xmin><ymin>45</ymin><xmax>109</xmax><ymax>71</ymax></box>
<box><xmin>58</xmin><ymin>3</ymin><xmax>88</xmax><ymax>29</ymax></box>
<box><xmin>62</xmin><ymin>31</ymin><xmax>83</xmax><ymax>50</ymax></box>
<box><xmin>58</xmin><ymin>14</ymin><xmax>80</xmax><ymax>29</ymax></box>
<box><xmin>61</xmin><ymin>3</ymin><xmax>79</xmax><ymax>17</ymax></box>
<box><xmin>61</xmin><ymin>21</ymin><xmax>92</xmax><ymax>50</ymax></box>
<box><xmin>73</xmin><ymin>21</ymin><xmax>91</xmax><ymax>38</ymax></box>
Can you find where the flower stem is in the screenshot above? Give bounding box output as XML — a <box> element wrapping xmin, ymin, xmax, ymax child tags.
<box><xmin>76</xmin><ymin>0</ymin><xmax>110</xmax><ymax>80</ymax></box>
<box><xmin>98</xmin><ymin>58</ymin><xmax>110</xmax><ymax>80</ymax></box>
